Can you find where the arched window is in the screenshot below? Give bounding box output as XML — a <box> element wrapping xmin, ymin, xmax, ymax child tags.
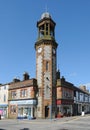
<box><xmin>46</xmin><ymin>61</ymin><xmax>49</xmax><ymax>71</ymax></box>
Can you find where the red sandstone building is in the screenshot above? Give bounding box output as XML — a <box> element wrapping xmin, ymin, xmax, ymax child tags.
<box><xmin>56</xmin><ymin>70</ymin><xmax>74</xmax><ymax>117</ymax></box>
<box><xmin>8</xmin><ymin>73</ymin><xmax>37</xmax><ymax>119</ymax></box>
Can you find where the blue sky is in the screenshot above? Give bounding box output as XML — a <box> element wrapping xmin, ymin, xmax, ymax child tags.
<box><xmin>0</xmin><ymin>0</ymin><xmax>90</xmax><ymax>90</ymax></box>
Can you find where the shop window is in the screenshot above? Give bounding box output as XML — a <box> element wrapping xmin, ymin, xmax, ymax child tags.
<box><xmin>57</xmin><ymin>106</ymin><xmax>59</xmax><ymax>114</ymax></box>
<box><xmin>10</xmin><ymin>105</ymin><xmax>16</xmax><ymax>114</ymax></box>
<box><xmin>20</xmin><ymin>89</ymin><xmax>27</xmax><ymax>97</ymax></box>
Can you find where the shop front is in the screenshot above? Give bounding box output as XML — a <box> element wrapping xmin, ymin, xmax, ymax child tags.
<box><xmin>57</xmin><ymin>99</ymin><xmax>73</xmax><ymax>117</ymax></box>
<box><xmin>0</xmin><ymin>104</ymin><xmax>8</xmax><ymax>119</ymax></box>
<box><xmin>9</xmin><ymin>99</ymin><xmax>37</xmax><ymax>119</ymax></box>
<box><xmin>18</xmin><ymin>105</ymin><xmax>35</xmax><ymax>119</ymax></box>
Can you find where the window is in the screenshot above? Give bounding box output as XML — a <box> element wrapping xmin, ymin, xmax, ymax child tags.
<box><xmin>11</xmin><ymin>91</ymin><xmax>16</xmax><ymax>98</ymax></box>
<box><xmin>46</xmin><ymin>23</ymin><xmax>48</xmax><ymax>35</ymax></box>
<box><xmin>39</xmin><ymin>25</ymin><xmax>44</xmax><ymax>37</ymax></box>
<box><xmin>50</xmin><ymin>26</ymin><xmax>54</xmax><ymax>37</ymax></box>
<box><xmin>20</xmin><ymin>89</ymin><xmax>27</xmax><ymax>97</ymax></box>
<box><xmin>46</xmin><ymin>61</ymin><xmax>49</xmax><ymax>71</ymax></box>
<box><xmin>4</xmin><ymin>86</ymin><xmax>6</xmax><ymax>90</ymax></box>
<box><xmin>78</xmin><ymin>92</ymin><xmax>80</xmax><ymax>101</ymax></box>
<box><xmin>4</xmin><ymin>94</ymin><xmax>6</xmax><ymax>102</ymax></box>
<box><xmin>57</xmin><ymin>106</ymin><xmax>59</xmax><ymax>114</ymax></box>
<box><xmin>10</xmin><ymin>105</ymin><xmax>16</xmax><ymax>114</ymax></box>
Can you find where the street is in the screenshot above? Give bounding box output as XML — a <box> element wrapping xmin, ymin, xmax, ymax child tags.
<box><xmin>0</xmin><ymin>115</ymin><xmax>90</xmax><ymax>130</ymax></box>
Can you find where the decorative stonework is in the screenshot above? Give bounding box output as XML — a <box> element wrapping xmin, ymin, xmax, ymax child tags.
<box><xmin>37</xmin><ymin>55</ymin><xmax>42</xmax><ymax>86</ymax></box>
<box><xmin>44</xmin><ymin>46</ymin><xmax>51</xmax><ymax>60</ymax></box>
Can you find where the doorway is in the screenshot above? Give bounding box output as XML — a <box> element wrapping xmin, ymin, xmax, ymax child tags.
<box><xmin>45</xmin><ymin>106</ymin><xmax>49</xmax><ymax>118</ymax></box>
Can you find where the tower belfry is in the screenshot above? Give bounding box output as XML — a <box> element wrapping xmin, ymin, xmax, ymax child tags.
<box><xmin>35</xmin><ymin>12</ymin><xmax>58</xmax><ymax>118</ymax></box>
<box><xmin>37</xmin><ymin>12</ymin><xmax>56</xmax><ymax>41</ymax></box>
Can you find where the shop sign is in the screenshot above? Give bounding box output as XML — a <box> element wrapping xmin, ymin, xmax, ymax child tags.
<box><xmin>0</xmin><ymin>104</ymin><xmax>8</xmax><ymax>107</ymax></box>
<box><xmin>10</xmin><ymin>100</ymin><xmax>36</xmax><ymax>105</ymax></box>
<box><xmin>57</xmin><ymin>100</ymin><xmax>61</xmax><ymax>105</ymax></box>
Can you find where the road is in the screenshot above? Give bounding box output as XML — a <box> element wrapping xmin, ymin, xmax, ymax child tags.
<box><xmin>0</xmin><ymin>115</ymin><xmax>90</xmax><ymax>130</ymax></box>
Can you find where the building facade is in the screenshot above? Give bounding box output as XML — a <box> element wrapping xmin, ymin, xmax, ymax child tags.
<box><xmin>56</xmin><ymin>70</ymin><xmax>90</xmax><ymax>117</ymax></box>
<box><xmin>73</xmin><ymin>86</ymin><xmax>90</xmax><ymax>115</ymax></box>
<box><xmin>8</xmin><ymin>73</ymin><xmax>37</xmax><ymax>119</ymax></box>
<box><xmin>56</xmin><ymin>71</ymin><xmax>74</xmax><ymax>117</ymax></box>
<box><xmin>0</xmin><ymin>84</ymin><xmax>9</xmax><ymax>118</ymax></box>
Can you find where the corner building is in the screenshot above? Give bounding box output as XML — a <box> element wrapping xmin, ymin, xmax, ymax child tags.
<box><xmin>35</xmin><ymin>12</ymin><xmax>58</xmax><ymax>118</ymax></box>
<box><xmin>8</xmin><ymin>73</ymin><xmax>37</xmax><ymax>119</ymax></box>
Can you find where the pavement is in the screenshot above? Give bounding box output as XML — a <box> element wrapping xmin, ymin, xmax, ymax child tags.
<box><xmin>0</xmin><ymin>114</ymin><xmax>90</xmax><ymax>130</ymax></box>
<box><xmin>18</xmin><ymin>113</ymin><xmax>90</xmax><ymax>123</ymax></box>
<box><xmin>1</xmin><ymin>114</ymin><xmax>90</xmax><ymax>123</ymax></box>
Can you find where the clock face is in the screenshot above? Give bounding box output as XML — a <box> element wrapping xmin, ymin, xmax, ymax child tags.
<box><xmin>53</xmin><ymin>48</ymin><xmax>56</xmax><ymax>54</ymax></box>
<box><xmin>38</xmin><ymin>47</ymin><xmax>42</xmax><ymax>53</ymax></box>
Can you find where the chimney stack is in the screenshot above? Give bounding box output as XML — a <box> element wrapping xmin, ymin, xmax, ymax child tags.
<box><xmin>23</xmin><ymin>72</ymin><xmax>29</xmax><ymax>80</ymax></box>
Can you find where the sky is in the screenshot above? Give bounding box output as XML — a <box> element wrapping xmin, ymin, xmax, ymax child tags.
<box><xmin>0</xmin><ymin>0</ymin><xmax>90</xmax><ymax>90</ymax></box>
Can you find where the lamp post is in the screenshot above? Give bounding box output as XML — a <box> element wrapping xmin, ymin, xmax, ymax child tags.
<box><xmin>50</xmin><ymin>104</ymin><xmax>52</xmax><ymax>120</ymax></box>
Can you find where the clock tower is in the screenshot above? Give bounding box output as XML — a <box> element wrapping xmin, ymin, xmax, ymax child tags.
<box><xmin>35</xmin><ymin>12</ymin><xmax>58</xmax><ymax>118</ymax></box>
